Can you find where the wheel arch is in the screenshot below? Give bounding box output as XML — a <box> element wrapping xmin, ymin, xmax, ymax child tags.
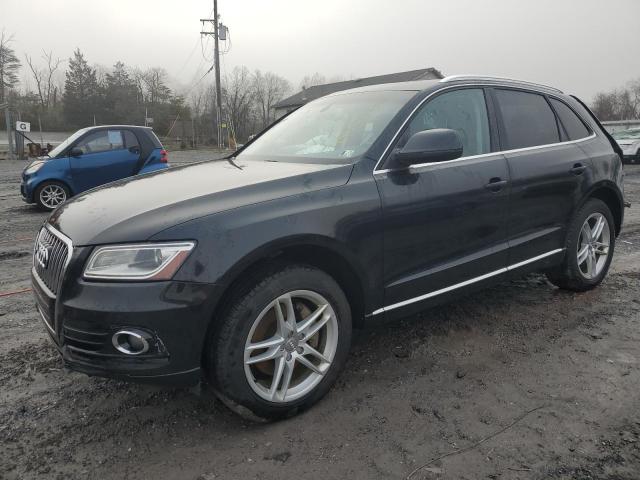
<box><xmin>33</xmin><ymin>178</ymin><xmax>74</xmax><ymax>199</ymax></box>
<box><xmin>581</xmin><ymin>181</ymin><xmax>624</xmax><ymax>236</ymax></box>
<box><xmin>209</xmin><ymin>235</ymin><xmax>369</xmax><ymax>333</ymax></box>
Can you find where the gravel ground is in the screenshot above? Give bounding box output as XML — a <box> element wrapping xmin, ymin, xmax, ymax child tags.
<box><xmin>1</xmin><ymin>156</ymin><xmax>639</xmax><ymax>480</ymax></box>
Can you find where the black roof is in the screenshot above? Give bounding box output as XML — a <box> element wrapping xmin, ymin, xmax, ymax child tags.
<box><xmin>273</xmin><ymin>68</ymin><xmax>444</xmax><ymax>109</ymax></box>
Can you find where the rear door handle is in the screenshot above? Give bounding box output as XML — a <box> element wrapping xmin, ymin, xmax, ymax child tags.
<box><xmin>570</xmin><ymin>163</ymin><xmax>587</xmax><ymax>175</ymax></box>
<box><xmin>484</xmin><ymin>178</ymin><xmax>508</xmax><ymax>192</ymax></box>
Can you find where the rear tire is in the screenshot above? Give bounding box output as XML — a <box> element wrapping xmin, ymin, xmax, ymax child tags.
<box><xmin>206</xmin><ymin>264</ymin><xmax>352</xmax><ymax>420</ymax></box>
<box><xmin>35</xmin><ymin>181</ymin><xmax>70</xmax><ymax>211</ymax></box>
<box><xmin>546</xmin><ymin>198</ymin><xmax>615</xmax><ymax>291</ymax></box>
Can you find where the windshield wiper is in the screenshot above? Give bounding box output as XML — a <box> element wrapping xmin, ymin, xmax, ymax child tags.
<box><xmin>226</xmin><ymin>156</ymin><xmax>243</xmax><ymax>170</ymax></box>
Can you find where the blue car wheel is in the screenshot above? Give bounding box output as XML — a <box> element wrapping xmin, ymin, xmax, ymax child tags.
<box><xmin>35</xmin><ymin>181</ymin><xmax>70</xmax><ymax>211</ymax></box>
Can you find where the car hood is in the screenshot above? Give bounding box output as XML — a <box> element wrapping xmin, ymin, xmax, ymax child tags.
<box><xmin>616</xmin><ymin>139</ymin><xmax>639</xmax><ymax>147</ymax></box>
<box><xmin>49</xmin><ymin>158</ymin><xmax>354</xmax><ymax>245</ymax></box>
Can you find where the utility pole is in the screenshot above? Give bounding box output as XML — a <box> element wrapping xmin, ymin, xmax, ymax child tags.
<box><xmin>201</xmin><ymin>0</ymin><xmax>225</xmax><ymax>149</ymax></box>
<box><xmin>2</xmin><ymin>103</ymin><xmax>15</xmax><ymax>160</ymax></box>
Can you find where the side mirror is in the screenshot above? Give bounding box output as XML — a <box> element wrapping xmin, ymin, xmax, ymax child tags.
<box><xmin>69</xmin><ymin>147</ymin><xmax>83</xmax><ymax>157</ymax></box>
<box><xmin>394</xmin><ymin>128</ymin><xmax>463</xmax><ymax>167</ymax></box>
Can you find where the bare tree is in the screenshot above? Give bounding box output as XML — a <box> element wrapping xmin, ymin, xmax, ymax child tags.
<box><xmin>253</xmin><ymin>70</ymin><xmax>291</xmax><ymax>128</ymax></box>
<box><xmin>629</xmin><ymin>79</ymin><xmax>640</xmax><ymax>116</ymax></box>
<box><xmin>592</xmin><ymin>92</ymin><xmax>617</xmax><ymax>121</ymax></box>
<box><xmin>299</xmin><ymin>72</ymin><xmax>326</xmax><ymax>91</ymax></box>
<box><xmin>131</xmin><ymin>67</ymin><xmax>147</xmax><ymax>104</ymax></box>
<box><xmin>24</xmin><ymin>50</ymin><xmax>62</xmax><ymax>110</ymax></box>
<box><xmin>189</xmin><ymin>83</ymin><xmax>209</xmax><ymax>143</ymax></box>
<box><xmin>143</xmin><ymin>67</ymin><xmax>172</xmax><ymax>104</ymax></box>
<box><xmin>0</xmin><ymin>31</ymin><xmax>21</xmax><ymax>103</ymax></box>
<box><xmin>592</xmin><ymin>78</ymin><xmax>640</xmax><ymax>121</ymax></box>
<box><xmin>223</xmin><ymin>66</ymin><xmax>255</xmax><ymax>142</ymax></box>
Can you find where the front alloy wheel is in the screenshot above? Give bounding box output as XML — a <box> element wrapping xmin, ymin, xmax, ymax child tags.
<box><xmin>209</xmin><ymin>265</ymin><xmax>352</xmax><ymax>420</ymax></box>
<box><xmin>244</xmin><ymin>290</ymin><xmax>339</xmax><ymax>403</ymax></box>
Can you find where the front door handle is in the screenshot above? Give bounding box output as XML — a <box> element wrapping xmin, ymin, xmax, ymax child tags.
<box><xmin>570</xmin><ymin>163</ymin><xmax>587</xmax><ymax>175</ymax></box>
<box><xmin>484</xmin><ymin>178</ymin><xmax>508</xmax><ymax>192</ymax></box>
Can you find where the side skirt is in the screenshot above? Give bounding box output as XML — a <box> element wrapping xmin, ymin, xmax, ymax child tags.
<box><xmin>369</xmin><ymin>248</ymin><xmax>564</xmax><ymax>317</ymax></box>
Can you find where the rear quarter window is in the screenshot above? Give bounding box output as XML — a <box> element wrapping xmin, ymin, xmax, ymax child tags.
<box><xmin>549</xmin><ymin>98</ymin><xmax>591</xmax><ymax>141</ymax></box>
<box><xmin>123</xmin><ymin>130</ymin><xmax>140</xmax><ymax>149</ymax></box>
<box><xmin>146</xmin><ymin>130</ymin><xmax>163</xmax><ymax>148</ymax></box>
<box><xmin>495</xmin><ymin>89</ymin><xmax>560</xmax><ymax>150</ymax></box>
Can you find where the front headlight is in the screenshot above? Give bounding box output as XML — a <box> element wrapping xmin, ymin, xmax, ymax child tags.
<box><xmin>24</xmin><ymin>162</ymin><xmax>44</xmax><ymax>175</ymax></box>
<box><xmin>84</xmin><ymin>242</ymin><xmax>195</xmax><ymax>280</ymax></box>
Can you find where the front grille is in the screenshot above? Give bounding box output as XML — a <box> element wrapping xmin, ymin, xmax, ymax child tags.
<box><xmin>33</xmin><ymin>225</ymin><xmax>72</xmax><ymax>296</ymax></box>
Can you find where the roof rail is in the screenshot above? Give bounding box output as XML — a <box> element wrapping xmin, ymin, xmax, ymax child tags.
<box><xmin>440</xmin><ymin>75</ymin><xmax>563</xmax><ymax>94</ymax></box>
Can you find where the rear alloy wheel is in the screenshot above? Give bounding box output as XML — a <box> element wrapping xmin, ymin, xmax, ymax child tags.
<box><xmin>36</xmin><ymin>182</ymin><xmax>69</xmax><ymax>210</ymax></box>
<box><xmin>208</xmin><ymin>265</ymin><xmax>352</xmax><ymax>420</ymax></box>
<box><xmin>546</xmin><ymin>198</ymin><xmax>615</xmax><ymax>291</ymax></box>
<box><xmin>576</xmin><ymin>212</ymin><xmax>610</xmax><ymax>280</ymax></box>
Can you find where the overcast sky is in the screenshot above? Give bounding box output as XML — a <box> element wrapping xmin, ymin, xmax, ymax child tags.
<box><xmin>2</xmin><ymin>0</ymin><xmax>639</xmax><ymax>101</ymax></box>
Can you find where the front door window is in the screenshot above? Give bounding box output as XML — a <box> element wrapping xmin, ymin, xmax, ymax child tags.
<box><xmin>76</xmin><ymin>130</ymin><xmax>124</xmax><ymax>154</ymax></box>
<box><xmin>398</xmin><ymin>88</ymin><xmax>491</xmax><ymax>158</ymax></box>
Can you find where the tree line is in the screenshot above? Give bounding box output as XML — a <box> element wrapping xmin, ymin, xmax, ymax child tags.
<box><xmin>591</xmin><ymin>79</ymin><xmax>640</xmax><ymax>122</ymax></box>
<box><xmin>0</xmin><ymin>32</ymin><xmax>297</xmax><ymax>145</ymax></box>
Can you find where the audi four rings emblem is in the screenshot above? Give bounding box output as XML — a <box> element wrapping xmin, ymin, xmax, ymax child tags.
<box><xmin>36</xmin><ymin>241</ymin><xmax>51</xmax><ymax>269</ymax></box>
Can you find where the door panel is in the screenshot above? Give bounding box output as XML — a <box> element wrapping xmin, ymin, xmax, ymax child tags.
<box><xmin>70</xmin><ymin>129</ymin><xmax>139</xmax><ymax>193</ymax></box>
<box><xmin>374</xmin><ymin>87</ymin><xmax>509</xmax><ymax>317</ymax></box>
<box><xmin>376</xmin><ymin>154</ymin><xmax>510</xmax><ymax>311</ymax></box>
<box><xmin>504</xmin><ymin>143</ymin><xmax>593</xmax><ymax>264</ymax></box>
<box><xmin>491</xmin><ymin>88</ymin><xmax>593</xmax><ymax>265</ymax></box>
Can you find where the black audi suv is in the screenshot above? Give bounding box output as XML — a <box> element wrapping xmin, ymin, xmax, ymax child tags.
<box><xmin>32</xmin><ymin>75</ymin><xmax>625</xmax><ymax>419</ymax></box>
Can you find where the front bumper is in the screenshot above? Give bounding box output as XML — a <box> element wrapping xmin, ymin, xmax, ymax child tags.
<box><xmin>20</xmin><ymin>178</ymin><xmax>34</xmax><ymax>203</ymax></box>
<box><xmin>33</xmin><ymin>259</ymin><xmax>220</xmax><ymax>386</ymax></box>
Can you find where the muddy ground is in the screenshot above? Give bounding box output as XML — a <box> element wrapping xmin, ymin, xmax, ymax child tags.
<box><xmin>1</xmin><ymin>156</ymin><xmax>639</xmax><ymax>480</ymax></box>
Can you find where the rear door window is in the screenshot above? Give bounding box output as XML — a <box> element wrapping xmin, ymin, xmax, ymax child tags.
<box><xmin>495</xmin><ymin>89</ymin><xmax>560</xmax><ymax>149</ymax></box>
<box><xmin>549</xmin><ymin>98</ymin><xmax>591</xmax><ymax>141</ymax></box>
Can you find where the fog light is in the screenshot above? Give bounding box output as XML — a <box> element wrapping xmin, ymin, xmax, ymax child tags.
<box><xmin>112</xmin><ymin>330</ymin><xmax>150</xmax><ymax>355</ymax></box>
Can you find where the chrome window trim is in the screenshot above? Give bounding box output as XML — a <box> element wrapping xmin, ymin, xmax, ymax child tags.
<box><xmin>374</xmin><ymin>133</ymin><xmax>596</xmax><ymax>175</ymax></box>
<box><xmin>373</xmin><ymin>83</ymin><xmax>597</xmax><ymax>175</ymax></box>
<box><xmin>369</xmin><ymin>248</ymin><xmax>563</xmax><ymax>316</ymax></box>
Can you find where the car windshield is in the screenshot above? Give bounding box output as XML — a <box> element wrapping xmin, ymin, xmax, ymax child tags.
<box><xmin>47</xmin><ymin>128</ymin><xmax>90</xmax><ymax>158</ymax></box>
<box><xmin>238</xmin><ymin>90</ymin><xmax>416</xmax><ymax>164</ymax></box>
<box><xmin>612</xmin><ymin>129</ymin><xmax>640</xmax><ymax>140</ymax></box>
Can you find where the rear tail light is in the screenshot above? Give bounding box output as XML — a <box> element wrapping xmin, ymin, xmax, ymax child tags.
<box><xmin>160</xmin><ymin>149</ymin><xmax>169</xmax><ymax>163</ymax></box>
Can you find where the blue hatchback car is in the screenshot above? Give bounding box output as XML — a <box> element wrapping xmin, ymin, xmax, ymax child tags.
<box><xmin>21</xmin><ymin>125</ymin><xmax>169</xmax><ymax>210</ymax></box>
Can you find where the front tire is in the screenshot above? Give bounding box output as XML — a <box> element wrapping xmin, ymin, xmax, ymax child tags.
<box><xmin>35</xmin><ymin>181</ymin><xmax>70</xmax><ymax>211</ymax></box>
<box><xmin>546</xmin><ymin>198</ymin><xmax>615</xmax><ymax>291</ymax></box>
<box><xmin>207</xmin><ymin>265</ymin><xmax>352</xmax><ymax>420</ymax></box>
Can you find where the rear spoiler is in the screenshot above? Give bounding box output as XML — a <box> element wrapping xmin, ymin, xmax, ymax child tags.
<box><xmin>570</xmin><ymin>95</ymin><xmax>624</xmax><ymax>158</ymax></box>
